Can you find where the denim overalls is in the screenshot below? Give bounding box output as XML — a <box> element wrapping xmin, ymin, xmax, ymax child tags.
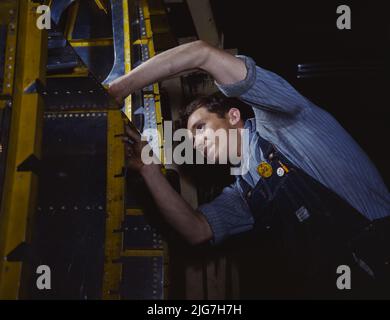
<box><xmin>236</xmin><ymin>135</ymin><xmax>390</xmax><ymax>298</ymax></box>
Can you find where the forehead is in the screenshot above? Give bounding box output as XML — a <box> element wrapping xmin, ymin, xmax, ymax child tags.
<box><xmin>187</xmin><ymin>107</ymin><xmax>213</xmax><ymax>130</ymax></box>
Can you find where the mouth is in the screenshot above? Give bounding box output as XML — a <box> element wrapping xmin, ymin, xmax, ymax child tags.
<box><xmin>205</xmin><ymin>143</ymin><xmax>216</xmax><ymax>161</ymax></box>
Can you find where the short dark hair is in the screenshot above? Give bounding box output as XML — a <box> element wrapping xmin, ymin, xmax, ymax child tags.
<box><xmin>180</xmin><ymin>92</ymin><xmax>253</xmax><ymax>128</ymax></box>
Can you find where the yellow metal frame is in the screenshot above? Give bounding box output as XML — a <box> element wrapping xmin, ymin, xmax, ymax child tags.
<box><xmin>1</xmin><ymin>1</ymin><xmax>18</xmax><ymax>97</ymax></box>
<box><xmin>46</xmin><ymin>66</ymin><xmax>90</xmax><ymax>78</ymax></box>
<box><xmin>101</xmin><ymin>0</ymin><xmax>132</xmax><ymax>300</ymax></box>
<box><xmin>70</xmin><ymin>38</ymin><xmax>113</xmax><ymax>47</ymax></box>
<box><xmin>103</xmin><ymin>0</ymin><xmax>169</xmax><ymax>299</ymax></box>
<box><xmin>37</xmin><ymin>0</ymin><xmax>169</xmax><ymax>300</ymax></box>
<box><xmin>123</xmin><ymin>0</ymin><xmax>132</xmax><ymax>119</ymax></box>
<box><xmin>102</xmin><ymin>110</ymin><xmax>125</xmax><ymax>300</ymax></box>
<box><xmin>0</xmin><ymin>0</ymin><xmax>47</xmax><ymax>299</ymax></box>
<box><xmin>133</xmin><ymin>0</ymin><xmax>168</xmax><ymax>298</ymax></box>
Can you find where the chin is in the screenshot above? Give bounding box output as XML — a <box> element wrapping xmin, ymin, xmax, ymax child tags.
<box><xmin>205</xmin><ymin>147</ymin><xmax>216</xmax><ymax>163</ymax></box>
<box><xmin>206</xmin><ymin>151</ymin><xmax>223</xmax><ymax>164</ymax></box>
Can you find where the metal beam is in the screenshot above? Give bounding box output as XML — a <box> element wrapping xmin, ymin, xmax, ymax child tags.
<box><xmin>102</xmin><ymin>110</ymin><xmax>125</xmax><ymax>300</ymax></box>
<box><xmin>186</xmin><ymin>0</ymin><xmax>220</xmax><ymax>47</ymax></box>
<box><xmin>0</xmin><ymin>0</ymin><xmax>47</xmax><ymax>299</ymax></box>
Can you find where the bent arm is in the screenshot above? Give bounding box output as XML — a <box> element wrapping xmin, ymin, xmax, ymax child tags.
<box><xmin>109</xmin><ymin>40</ymin><xmax>311</xmax><ymax>116</ymax></box>
<box><xmin>108</xmin><ymin>40</ymin><xmax>247</xmax><ymax>101</ymax></box>
<box><xmin>140</xmin><ymin>164</ymin><xmax>213</xmax><ymax>245</ymax></box>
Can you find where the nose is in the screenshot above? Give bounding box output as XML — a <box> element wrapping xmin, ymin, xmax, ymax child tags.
<box><xmin>193</xmin><ymin>134</ymin><xmax>205</xmax><ymax>153</ymax></box>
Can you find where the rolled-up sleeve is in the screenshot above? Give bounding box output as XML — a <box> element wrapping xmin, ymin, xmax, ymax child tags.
<box><xmin>215</xmin><ymin>55</ymin><xmax>311</xmax><ymax>115</ymax></box>
<box><xmin>198</xmin><ymin>182</ymin><xmax>254</xmax><ymax>245</ymax></box>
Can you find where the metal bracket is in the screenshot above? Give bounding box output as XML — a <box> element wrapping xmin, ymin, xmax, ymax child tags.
<box><xmin>6</xmin><ymin>242</ymin><xmax>32</xmax><ymax>262</ymax></box>
<box><xmin>17</xmin><ymin>154</ymin><xmax>41</xmax><ymax>175</ymax></box>
<box><xmin>24</xmin><ymin>79</ymin><xmax>45</xmax><ymax>95</ymax></box>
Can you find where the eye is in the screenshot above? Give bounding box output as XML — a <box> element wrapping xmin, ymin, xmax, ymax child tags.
<box><xmin>196</xmin><ymin>123</ymin><xmax>205</xmax><ymax>131</ymax></box>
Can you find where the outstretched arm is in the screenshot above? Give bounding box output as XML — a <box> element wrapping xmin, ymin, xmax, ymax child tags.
<box><xmin>108</xmin><ymin>40</ymin><xmax>247</xmax><ymax>102</ymax></box>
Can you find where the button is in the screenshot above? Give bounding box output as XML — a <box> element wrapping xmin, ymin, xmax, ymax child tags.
<box><xmin>276</xmin><ymin>167</ymin><xmax>285</xmax><ymax>177</ymax></box>
<box><xmin>257</xmin><ymin>162</ymin><xmax>273</xmax><ymax>178</ymax></box>
<box><xmin>278</xmin><ymin>160</ymin><xmax>290</xmax><ymax>173</ymax></box>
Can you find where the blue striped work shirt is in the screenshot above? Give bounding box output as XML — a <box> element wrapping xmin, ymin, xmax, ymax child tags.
<box><xmin>198</xmin><ymin>55</ymin><xmax>390</xmax><ymax>245</ymax></box>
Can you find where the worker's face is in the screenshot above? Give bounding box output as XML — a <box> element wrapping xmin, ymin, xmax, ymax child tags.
<box><xmin>187</xmin><ymin>107</ymin><xmax>243</xmax><ymax>163</ymax></box>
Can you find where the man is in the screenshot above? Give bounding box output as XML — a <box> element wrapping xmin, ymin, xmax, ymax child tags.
<box><xmin>109</xmin><ymin>40</ymin><xmax>390</xmax><ymax>298</ymax></box>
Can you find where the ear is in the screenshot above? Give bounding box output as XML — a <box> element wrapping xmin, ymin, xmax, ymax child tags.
<box><xmin>227</xmin><ymin>108</ymin><xmax>241</xmax><ymax>126</ymax></box>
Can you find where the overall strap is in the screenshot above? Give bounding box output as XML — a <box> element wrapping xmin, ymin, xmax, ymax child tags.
<box><xmin>257</xmin><ymin>135</ymin><xmax>275</xmax><ymax>160</ymax></box>
<box><xmin>237</xmin><ymin>176</ymin><xmax>252</xmax><ymax>197</ymax></box>
<box><xmin>257</xmin><ymin>134</ymin><xmax>296</xmax><ymax>169</ymax></box>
